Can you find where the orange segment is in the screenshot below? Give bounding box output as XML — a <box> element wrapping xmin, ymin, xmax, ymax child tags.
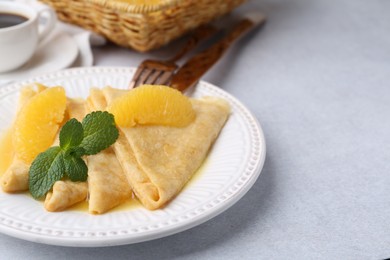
<box><xmin>0</xmin><ymin>128</ymin><xmax>14</xmax><ymax>175</ymax></box>
<box><xmin>13</xmin><ymin>87</ymin><xmax>67</xmax><ymax>163</ymax></box>
<box><xmin>0</xmin><ymin>83</ymin><xmax>49</xmax><ymax>173</ymax></box>
<box><xmin>107</xmin><ymin>85</ymin><xmax>195</xmax><ymax>127</ymax></box>
<box><xmin>17</xmin><ymin>83</ymin><xmax>47</xmax><ymax>112</ymax></box>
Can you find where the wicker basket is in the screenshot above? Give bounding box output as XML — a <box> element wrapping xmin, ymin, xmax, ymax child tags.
<box><xmin>39</xmin><ymin>0</ymin><xmax>246</xmax><ymax>52</ymax></box>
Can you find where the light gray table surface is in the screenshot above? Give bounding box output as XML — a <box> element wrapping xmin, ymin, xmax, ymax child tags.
<box><xmin>1</xmin><ymin>0</ymin><xmax>390</xmax><ymax>259</ymax></box>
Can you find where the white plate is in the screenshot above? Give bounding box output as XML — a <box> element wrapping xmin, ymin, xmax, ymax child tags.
<box><xmin>0</xmin><ymin>67</ymin><xmax>266</xmax><ymax>247</ymax></box>
<box><xmin>0</xmin><ymin>30</ymin><xmax>78</xmax><ymax>83</ymax></box>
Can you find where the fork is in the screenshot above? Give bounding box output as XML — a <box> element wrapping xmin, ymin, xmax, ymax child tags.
<box><xmin>170</xmin><ymin>13</ymin><xmax>266</xmax><ymax>92</ymax></box>
<box><xmin>128</xmin><ymin>25</ymin><xmax>218</xmax><ymax>89</ymax></box>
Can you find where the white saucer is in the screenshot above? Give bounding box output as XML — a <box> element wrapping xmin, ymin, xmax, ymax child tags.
<box><xmin>0</xmin><ymin>30</ymin><xmax>78</xmax><ymax>82</ymax></box>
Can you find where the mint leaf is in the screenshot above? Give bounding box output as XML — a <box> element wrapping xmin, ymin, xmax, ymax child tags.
<box><xmin>29</xmin><ymin>147</ymin><xmax>65</xmax><ymax>199</ymax></box>
<box><xmin>59</xmin><ymin>118</ymin><xmax>83</xmax><ymax>149</ymax></box>
<box><xmin>65</xmin><ymin>155</ymin><xmax>88</xmax><ymax>182</ymax></box>
<box><xmin>80</xmin><ymin>111</ymin><xmax>119</xmax><ymax>155</ymax></box>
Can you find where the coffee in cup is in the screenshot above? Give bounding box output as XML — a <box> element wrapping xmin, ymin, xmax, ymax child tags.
<box><xmin>0</xmin><ymin>2</ymin><xmax>56</xmax><ymax>73</ymax></box>
<box><xmin>0</xmin><ymin>12</ymin><xmax>28</xmax><ymax>29</ymax></box>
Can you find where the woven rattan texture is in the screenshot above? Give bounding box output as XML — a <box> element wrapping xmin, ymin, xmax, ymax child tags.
<box><xmin>40</xmin><ymin>0</ymin><xmax>245</xmax><ymax>51</ymax></box>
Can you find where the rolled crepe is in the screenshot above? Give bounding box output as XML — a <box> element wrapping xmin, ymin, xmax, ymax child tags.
<box><xmin>1</xmin><ymin>84</ymin><xmax>48</xmax><ymax>192</ymax></box>
<box><xmin>65</xmin><ymin>97</ymin><xmax>87</xmax><ymax>121</ymax></box>
<box><xmin>44</xmin><ymin>181</ymin><xmax>88</xmax><ymax>212</ymax></box>
<box><xmin>101</xmin><ymin>87</ymin><xmax>230</xmax><ymax>210</ymax></box>
<box><xmin>0</xmin><ymin>159</ymin><xmax>30</xmax><ymax>192</ymax></box>
<box><xmin>86</xmin><ymin>88</ymin><xmax>132</xmax><ymax>214</ymax></box>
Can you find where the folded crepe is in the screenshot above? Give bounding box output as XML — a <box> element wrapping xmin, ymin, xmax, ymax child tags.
<box><xmin>44</xmin><ymin>96</ymin><xmax>132</xmax><ymax>214</ymax></box>
<box><xmin>0</xmin><ymin>159</ymin><xmax>30</xmax><ymax>192</ymax></box>
<box><xmin>44</xmin><ymin>98</ymin><xmax>88</xmax><ymax>211</ymax></box>
<box><xmin>1</xmin><ymin>84</ymin><xmax>49</xmax><ymax>192</ymax></box>
<box><xmin>94</xmin><ymin>87</ymin><xmax>230</xmax><ymax>210</ymax></box>
<box><xmin>44</xmin><ymin>180</ymin><xmax>88</xmax><ymax>212</ymax></box>
<box><xmin>86</xmin><ymin>89</ymin><xmax>132</xmax><ymax>214</ymax></box>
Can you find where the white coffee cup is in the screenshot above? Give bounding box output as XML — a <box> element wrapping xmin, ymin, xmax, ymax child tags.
<box><xmin>0</xmin><ymin>2</ymin><xmax>56</xmax><ymax>73</ymax></box>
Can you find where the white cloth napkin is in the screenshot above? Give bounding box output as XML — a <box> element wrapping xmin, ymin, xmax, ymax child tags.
<box><xmin>0</xmin><ymin>0</ymin><xmax>106</xmax><ymax>86</ymax></box>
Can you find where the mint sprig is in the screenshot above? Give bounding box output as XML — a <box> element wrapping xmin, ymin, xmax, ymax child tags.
<box><xmin>28</xmin><ymin>111</ymin><xmax>119</xmax><ymax>199</ymax></box>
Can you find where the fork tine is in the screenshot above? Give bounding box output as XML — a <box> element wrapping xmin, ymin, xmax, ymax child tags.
<box><xmin>155</xmin><ymin>71</ymin><xmax>173</xmax><ymax>86</ymax></box>
<box><xmin>145</xmin><ymin>70</ymin><xmax>163</xmax><ymax>85</ymax></box>
<box><xmin>129</xmin><ymin>66</ymin><xmax>145</xmax><ymax>88</ymax></box>
<box><xmin>135</xmin><ymin>68</ymin><xmax>153</xmax><ymax>87</ymax></box>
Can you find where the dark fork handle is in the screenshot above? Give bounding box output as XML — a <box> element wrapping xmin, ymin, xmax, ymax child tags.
<box><xmin>170</xmin><ymin>16</ymin><xmax>266</xmax><ymax>92</ymax></box>
<box><xmin>167</xmin><ymin>25</ymin><xmax>218</xmax><ymax>63</ymax></box>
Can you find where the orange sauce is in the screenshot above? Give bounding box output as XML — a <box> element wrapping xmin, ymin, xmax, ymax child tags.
<box><xmin>69</xmin><ymin>159</ymin><xmax>208</xmax><ymax>214</ymax></box>
<box><xmin>7</xmin><ymin>144</ymin><xmax>208</xmax><ymax>215</ymax></box>
<box><xmin>110</xmin><ymin>197</ymin><xmax>142</xmax><ymax>212</ymax></box>
<box><xmin>185</xmin><ymin>158</ymin><xmax>208</xmax><ymax>188</ymax></box>
<box><xmin>68</xmin><ymin>200</ymin><xmax>89</xmax><ymax>212</ymax></box>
